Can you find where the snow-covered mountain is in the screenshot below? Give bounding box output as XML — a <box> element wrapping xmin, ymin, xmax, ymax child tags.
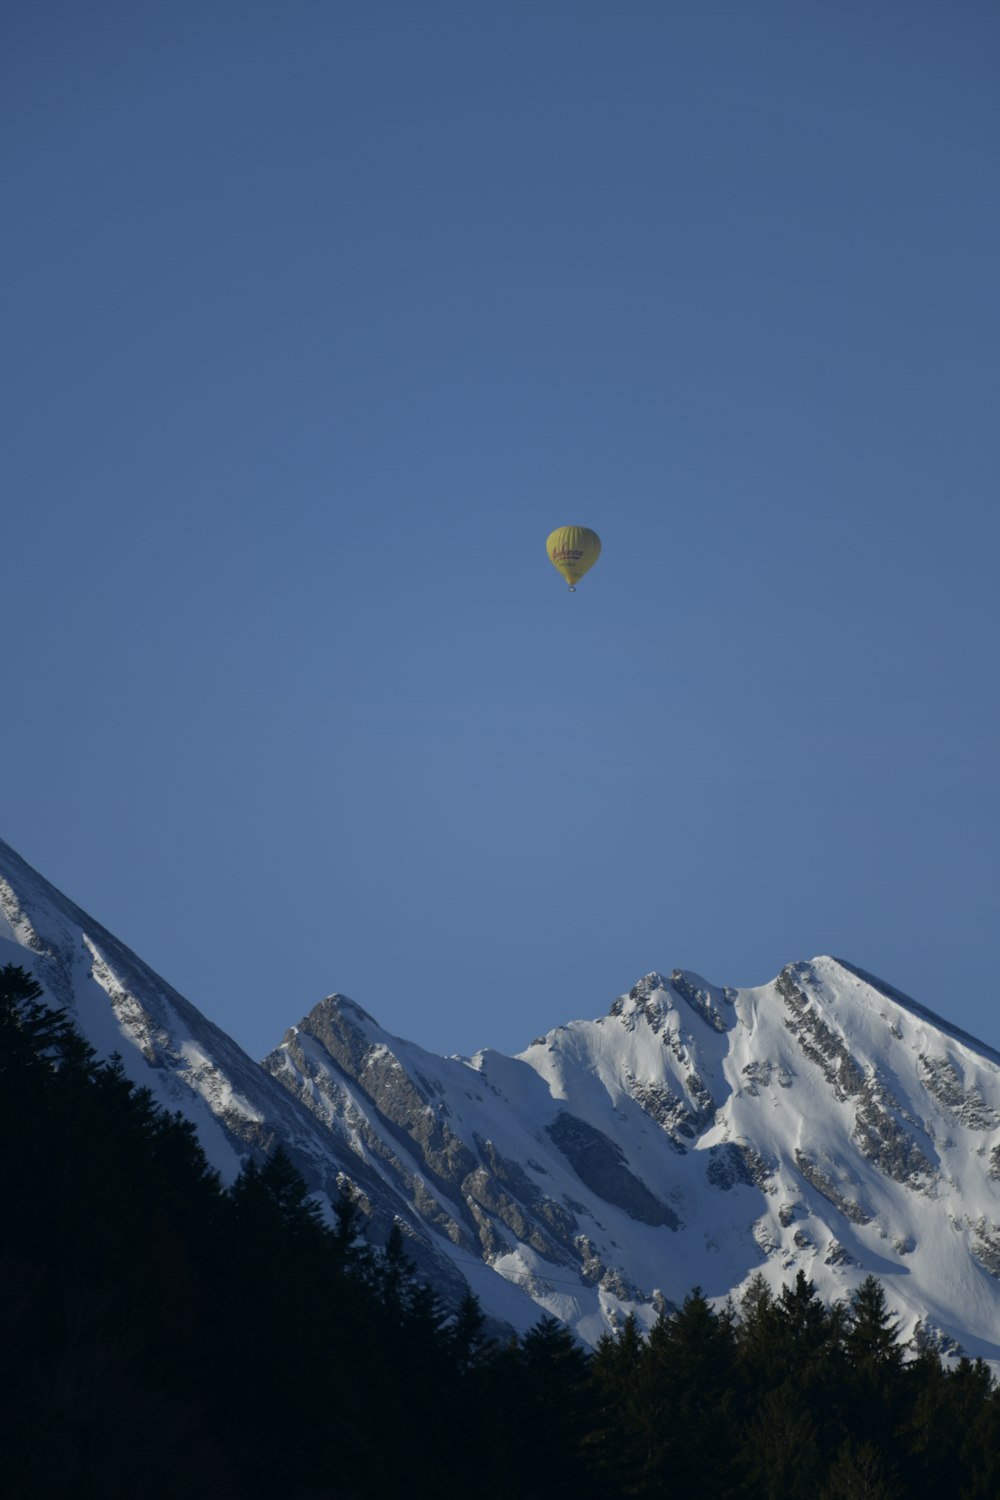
<box><xmin>5</xmin><ymin>833</ymin><xmax>1000</xmax><ymax>1360</ymax></box>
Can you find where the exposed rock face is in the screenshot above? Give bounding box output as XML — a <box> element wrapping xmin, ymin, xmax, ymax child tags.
<box><xmin>851</xmin><ymin>1080</ymin><xmax>937</xmax><ymax>1189</ymax></box>
<box><xmin>609</xmin><ymin>972</ymin><xmax>672</xmax><ymax>1033</ymax></box>
<box><xmin>920</xmin><ymin>1055</ymin><xmax>1000</xmax><ymax>1131</ymax></box>
<box><xmin>779</xmin><ymin>964</ymin><xmax>868</xmax><ymax>1100</ymax></box>
<box><xmin>912</xmin><ymin>1320</ymin><xmax>965</xmax><ymax>1358</ymax></box>
<box><xmin>794</xmin><ymin>1151</ymin><xmax>872</xmax><ymax>1225</ymax></box>
<box><xmin>621</xmin><ymin>1070</ymin><xmax>695</xmax><ymax>1146</ymax></box>
<box><xmin>742</xmin><ymin>1058</ymin><xmax>793</xmax><ymax>1095</ymax></box>
<box><xmin>970</xmin><ymin>1219</ymin><xmax>1000</xmax><ymax>1279</ymax></box>
<box><xmin>780</xmin><ymin>964</ymin><xmax>937</xmax><ymax>1193</ymax></box>
<box><xmin>707</xmin><ymin>1142</ymin><xmax>772</xmax><ymax>1192</ymax></box>
<box><xmin>546</xmin><ymin>1113</ymin><xmax>681</xmax><ymax>1230</ymax></box>
<box><xmin>670</xmin><ymin>969</ymin><xmax>732</xmax><ymax>1034</ymax></box>
<box><xmin>299</xmin><ymin>998</ymin><xmax>478</xmax><ymax>1188</ymax></box>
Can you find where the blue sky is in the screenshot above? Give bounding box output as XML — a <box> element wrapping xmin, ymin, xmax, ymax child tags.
<box><xmin>4</xmin><ymin>1</ymin><xmax>999</xmax><ymax>1062</ymax></box>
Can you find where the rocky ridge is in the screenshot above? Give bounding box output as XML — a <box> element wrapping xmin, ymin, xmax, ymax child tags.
<box><xmin>5</xmin><ymin>834</ymin><xmax>1000</xmax><ymax>1358</ymax></box>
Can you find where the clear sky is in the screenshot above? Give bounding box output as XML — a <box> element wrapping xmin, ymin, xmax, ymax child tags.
<box><xmin>4</xmin><ymin>1</ymin><xmax>999</xmax><ymax>1064</ymax></box>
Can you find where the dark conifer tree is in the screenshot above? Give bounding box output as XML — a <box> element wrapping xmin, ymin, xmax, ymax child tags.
<box><xmin>447</xmin><ymin>1289</ymin><xmax>490</xmax><ymax>1375</ymax></box>
<box><xmin>0</xmin><ymin>963</ymin><xmax>73</xmax><ymax>1074</ymax></box>
<box><xmin>0</xmin><ymin>966</ymin><xmax>237</xmax><ymax>1497</ymax></box>
<box><xmin>818</xmin><ymin>1439</ymin><xmax>903</xmax><ymax>1500</ymax></box>
<box><xmin>637</xmin><ymin>1288</ymin><xmax>742</xmax><ymax>1496</ymax></box>
<box><xmin>743</xmin><ymin>1380</ymin><xmax>824</xmax><ymax>1500</ymax></box>
<box><xmin>512</xmin><ymin>1315</ymin><xmax>600</xmax><ymax>1500</ymax></box>
<box><xmin>958</xmin><ymin>1374</ymin><xmax>1000</xmax><ymax>1499</ymax></box>
<box><xmin>590</xmin><ymin>1313</ymin><xmax>645</xmax><ymax>1495</ymax></box>
<box><xmin>778</xmin><ymin>1270</ymin><xmax>846</xmax><ymax>1378</ymax></box>
<box><xmin>330</xmin><ymin>1181</ymin><xmax>375</xmax><ymax>1281</ymax></box>
<box><xmin>846</xmin><ymin>1275</ymin><xmax>903</xmax><ymax>1375</ymax></box>
<box><xmin>842</xmin><ymin>1274</ymin><xmax>905</xmax><ymax>1459</ymax></box>
<box><xmin>950</xmin><ymin>1358</ymin><xmax>1000</xmax><ymax>1500</ymax></box>
<box><xmin>897</xmin><ymin>1349</ymin><xmax>965</xmax><ymax>1494</ymax></box>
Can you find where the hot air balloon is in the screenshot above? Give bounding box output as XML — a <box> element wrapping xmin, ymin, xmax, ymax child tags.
<box><xmin>546</xmin><ymin>526</ymin><xmax>601</xmax><ymax>591</ymax></box>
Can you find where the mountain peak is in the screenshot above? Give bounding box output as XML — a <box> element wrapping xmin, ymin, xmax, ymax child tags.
<box><xmin>608</xmin><ymin>968</ymin><xmax>735</xmax><ymax>1037</ymax></box>
<box><xmin>310</xmin><ymin>992</ymin><xmax>381</xmax><ymax>1030</ymax></box>
<box><xmin>5</xmin><ymin>832</ymin><xmax>1000</xmax><ymax>1359</ymax></box>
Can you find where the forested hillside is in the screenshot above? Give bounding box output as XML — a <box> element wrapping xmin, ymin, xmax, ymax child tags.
<box><xmin>3</xmin><ymin>961</ymin><xmax>1000</xmax><ymax>1500</ymax></box>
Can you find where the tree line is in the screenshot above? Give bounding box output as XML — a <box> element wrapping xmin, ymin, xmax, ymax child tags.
<box><xmin>3</xmin><ymin>961</ymin><xmax>1000</xmax><ymax>1498</ymax></box>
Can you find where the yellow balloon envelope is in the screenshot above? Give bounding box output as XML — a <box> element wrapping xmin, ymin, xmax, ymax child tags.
<box><xmin>546</xmin><ymin>526</ymin><xmax>601</xmax><ymax>590</ymax></box>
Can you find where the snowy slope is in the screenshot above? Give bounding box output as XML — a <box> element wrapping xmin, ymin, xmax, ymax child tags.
<box><xmin>0</xmin><ymin>836</ymin><xmax>514</xmax><ymax>1319</ymax></box>
<box><xmin>262</xmin><ymin>964</ymin><xmax>1000</xmax><ymax>1359</ymax></box>
<box><xmin>6</xmin><ymin>834</ymin><xmax>1000</xmax><ymax>1356</ymax></box>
